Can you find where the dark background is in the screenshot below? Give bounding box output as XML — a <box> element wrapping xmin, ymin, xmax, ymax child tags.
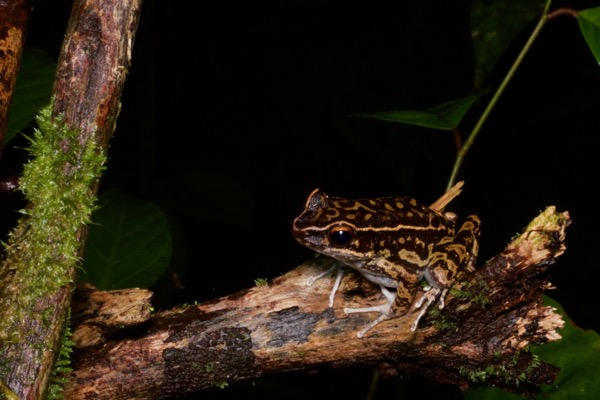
<box><xmin>8</xmin><ymin>0</ymin><xmax>600</xmax><ymax>398</ymax></box>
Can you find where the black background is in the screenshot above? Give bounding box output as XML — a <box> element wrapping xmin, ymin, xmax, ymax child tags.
<box><xmin>6</xmin><ymin>0</ymin><xmax>600</xmax><ymax>398</ymax></box>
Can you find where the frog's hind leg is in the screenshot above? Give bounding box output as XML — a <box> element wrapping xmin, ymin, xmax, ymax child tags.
<box><xmin>426</xmin><ymin>215</ymin><xmax>481</xmax><ymax>288</ymax></box>
<box><xmin>412</xmin><ymin>215</ymin><xmax>481</xmax><ymax>331</ymax></box>
<box><xmin>344</xmin><ymin>286</ymin><xmax>393</xmax><ymax>338</ymax></box>
<box><xmin>391</xmin><ymin>280</ymin><xmax>419</xmax><ymax>315</ymax></box>
<box><xmin>344</xmin><ymin>286</ymin><xmax>395</xmax><ymax>316</ymax></box>
<box><xmin>410</xmin><ymin>287</ymin><xmax>443</xmax><ymax>331</ymax></box>
<box><xmin>344</xmin><ymin>281</ymin><xmax>418</xmax><ymax>337</ymax></box>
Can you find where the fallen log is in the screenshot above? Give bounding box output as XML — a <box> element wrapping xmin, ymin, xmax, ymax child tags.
<box><xmin>66</xmin><ymin>206</ymin><xmax>569</xmax><ymax>399</ymax></box>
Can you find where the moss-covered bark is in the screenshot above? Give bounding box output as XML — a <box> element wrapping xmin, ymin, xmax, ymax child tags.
<box><xmin>0</xmin><ymin>106</ymin><xmax>105</xmax><ymax>397</ymax></box>
<box><xmin>0</xmin><ymin>106</ymin><xmax>105</xmax><ymax>341</ymax></box>
<box><xmin>0</xmin><ymin>0</ymin><xmax>143</xmax><ymax>397</ymax></box>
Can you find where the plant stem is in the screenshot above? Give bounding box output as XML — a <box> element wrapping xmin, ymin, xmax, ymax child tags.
<box><xmin>446</xmin><ymin>0</ymin><xmax>553</xmax><ymax>191</ymax></box>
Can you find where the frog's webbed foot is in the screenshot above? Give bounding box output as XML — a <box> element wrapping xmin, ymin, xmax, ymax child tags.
<box><xmin>343</xmin><ymin>286</ymin><xmax>395</xmax><ymax>338</ymax></box>
<box><xmin>306</xmin><ymin>262</ymin><xmax>346</xmax><ymax>308</ymax></box>
<box><xmin>410</xmin><ymin>287</ymin><xmax>446</xmax><ymax>331</ymax></box>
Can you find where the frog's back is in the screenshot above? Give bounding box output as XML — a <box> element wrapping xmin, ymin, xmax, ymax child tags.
<box><xmin>331</xmin><ymin>195</ymin><xmax>435</xmax><ymax>226</ymax></box>
<box><xmin>294</xmin><ymin>189</ymin><xmax>451</xmax><ymax>230</ymax></box>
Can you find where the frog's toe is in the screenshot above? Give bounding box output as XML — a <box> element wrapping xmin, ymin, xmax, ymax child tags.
<box><xmin>410</xmin><ymin>288</ymin><xmax>442</xmax><ymax>331</ymax></box>
<box><xmin>438</xmin><ymin>288</ymin><xmax>449</xmax><ymax>309</ymax></box>
<box><xmin>344</xmin><ymin>301</ymin><xmax>394</xmax><ymax>337</ymax></box>
<box><xmin>356</xmin><ymin>313</ymin><xmax>390</xmax><ymax>338</ymax></box>
<box><xmin>306</xmin><ymin>264</ymin><xmax>339</xmax><ymax>286</ymax></box>
<box><xmin>343</xmin><ymin>303</ymin><xmax>390</xmax><ymax>316</ymax></box>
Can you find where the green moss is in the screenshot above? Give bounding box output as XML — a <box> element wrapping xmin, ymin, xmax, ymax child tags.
<box><xmin>458</xmin><ymin>351</ymin><xmax>542</xmax><ymax>386</ymax></box>
<box><xmin>45</xmin><ymin>309</ymin><xmax>74</xmax><ymax>400</ymax></box>
<box><xmin>0</xmin><ymin>104</ymin><xmax>106</xmax><ymax>390</ymax></box>
<box><xmin>0</xmin><ymin>105</ymin><xmax>105</xmax><ymax>340</ymax></box>
<box><xmin>205</xmin><ymin>361</ymin><xmax>215</xmax><ymax>373</ymax></box>
<box><xmin>213</xmin><ymin>381</ymin><xmax>229</xmax><ymax>389</ymax></box>
<box><xmin>450</xmin><ymin>282</ymin><xmax>491</xmax><ymax>307</ymax></box>
<box><xmin>254</xmin><ymin>277</ymin><xmax>268</xmax><ymax>286</ymax></box>
<box><xmin>0</xmin><ymin>381</ymin><xmax>19</xmax><ymax>400</ymax></box>
<box><xmin>511</xmin><ymin>207</ymin><xmax>566</xmax><ymax>247</ymax></box>
<box><xmin>429</xmin><ymin>307</ymin><xmax>460</xmax><ymax>332</ymax></box>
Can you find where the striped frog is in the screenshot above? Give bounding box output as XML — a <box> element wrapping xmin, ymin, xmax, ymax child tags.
<box><xmin>292</xmin><ymin>182</ymin><xmax>480</xmax><ymax>337</ymax></box>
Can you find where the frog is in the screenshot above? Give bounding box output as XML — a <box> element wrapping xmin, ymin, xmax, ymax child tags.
<box><xmin>291</xmin><ymin>182</ymin><xmax>480</xmax><ymax>337</ymax></box>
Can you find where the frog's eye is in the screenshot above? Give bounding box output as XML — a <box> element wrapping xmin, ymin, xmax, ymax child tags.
<box><xmin>328</xmin><ymin>225</ymin><xmax>355</xmax><ymax>247</ymax></box>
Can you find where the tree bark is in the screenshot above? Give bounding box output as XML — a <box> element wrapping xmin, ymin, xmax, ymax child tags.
<box><xmin>0</xmin><ymin>1</ymin><xmax>142</xmax><ymax>398</ymax></box>
<box><xmin>52</xmin><ymin>0</ymin><xmax>142</xmax><ymax>148</ymax></box>
<box><xmin>0</xmin><ymin>0</ymin><xmax>32</xmax><ymax>155</ymax></box>
<box><xmin>66</xmin><ymin>206</ymin><xmax>570</xmax><ymax>399</ymax></box>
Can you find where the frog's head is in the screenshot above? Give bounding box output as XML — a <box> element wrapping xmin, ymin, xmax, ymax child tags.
<box><xmin>292</xmin><ymin>188</ymin><xmax>453</xmax><ymax>269</ymax></box>
<box><xmin>292</xmin><ymin>188</ymin><xmax>382</xmax><ymax>266</ymax></box>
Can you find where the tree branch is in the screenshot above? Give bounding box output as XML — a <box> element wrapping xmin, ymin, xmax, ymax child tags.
<box><xmin>66</xmin><ymin>207</ymin><xmax>570</xmax><ymax>399</ymax></box>
<box><xmin>0</xmin><ymin>1</ymin><xmax>142</xmax><ymax>398</ymax></box>
<box><xmin>0</xmin><ymin>0</ymin><xmax>32</xmax><ymax>156</ymax></box>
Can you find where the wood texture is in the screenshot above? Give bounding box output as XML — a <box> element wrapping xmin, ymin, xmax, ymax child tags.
<box><xmin>0</xmin><ymin>0</ymin><xmax>32</xmax><ymax>155</ymax></box>
<box><xmin>0</xmin><ymin>1</ymin><xmax>142</xmax><ymax>398</ymax></box>
<box><xmin>66</xmin><ymin>206</ymin><xmax>569</xmax><ymax>399</ymax></box>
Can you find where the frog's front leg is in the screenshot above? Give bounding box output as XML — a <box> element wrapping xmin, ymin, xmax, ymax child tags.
<box><xmin>306</xmin><ymin>259</ymin><xmax>346</xmax><ymax>308</ymax></box>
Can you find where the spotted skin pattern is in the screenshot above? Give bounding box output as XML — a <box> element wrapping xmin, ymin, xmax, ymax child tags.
<box><xmin>292</xmin><ymin>188</ymin><xmax>480</xmax><ymax>336</ymax></box>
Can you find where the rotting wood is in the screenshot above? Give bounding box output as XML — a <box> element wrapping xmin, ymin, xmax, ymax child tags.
<box><xmin>66</xmin><ymin>206</ymin><xmax>569</xmax><ymax>399</ymax></box>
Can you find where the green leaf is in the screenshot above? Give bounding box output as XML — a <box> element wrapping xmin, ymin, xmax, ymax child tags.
<box><xmin>578</xmin><ymin>7</ymin><xmax>600</xmax><ymax>65</ymax></box>
<box><xmin>356</xmin><ymin>93</ymin><xmax>480</xmax><ymax>130</ymax></box>
<box><xmin>465</xmin><ymin>296</ymin><xmax>600</xmax><ymax>400</ymax></box>
<box><xmin>534</xmin><ymin>297</ymin><xmax>600</xmax><ymax>398</ymax></box>
<box><xmin>82</xmin><ymin>188</ymin><xmax>172</xmax><ymax>290</ymax></box>
<box><xmin>6</xmin><ymin>48</ymin><xmax>56</xmax><ymax>144</ymax></box>
<box><xmin>469</xmin><ymin>0</ymin><xmax>546</xmax><ymax>86</ymax></box>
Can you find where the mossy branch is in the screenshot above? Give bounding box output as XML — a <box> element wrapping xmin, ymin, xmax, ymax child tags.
<box><xmin>0</xmin><ymin>106</ymin><xmax>105</xmax><ymax>337</ymax></box>
<box><xmin>0</xmin><ymin>0</ymin><xmax>143</xmax><ymax>398</ymax></box>
<box><xmin>0</xmin><ymin>106</ymin><xmax>105</xmax><ymax>397</ymax></box>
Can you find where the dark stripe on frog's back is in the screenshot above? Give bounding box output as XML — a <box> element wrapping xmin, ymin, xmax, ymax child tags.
<box><xmin>326</xmin><ymin>196</ymin><xmax>434</xmax><ymax>226</ymax></box>
<box><xmin>331</xmin><ymin>195</ymin><xmax>421</xmax><ymax>213</ymax></box>
<box><xmin>354</xmin><ymin>223</ymin><xmax>447</xmax><ymax>266</ymax></box>
<box><xmin>293</xmin><ymin>193</ymin><xmax>454</xmax><ymax>240</ymax></box>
